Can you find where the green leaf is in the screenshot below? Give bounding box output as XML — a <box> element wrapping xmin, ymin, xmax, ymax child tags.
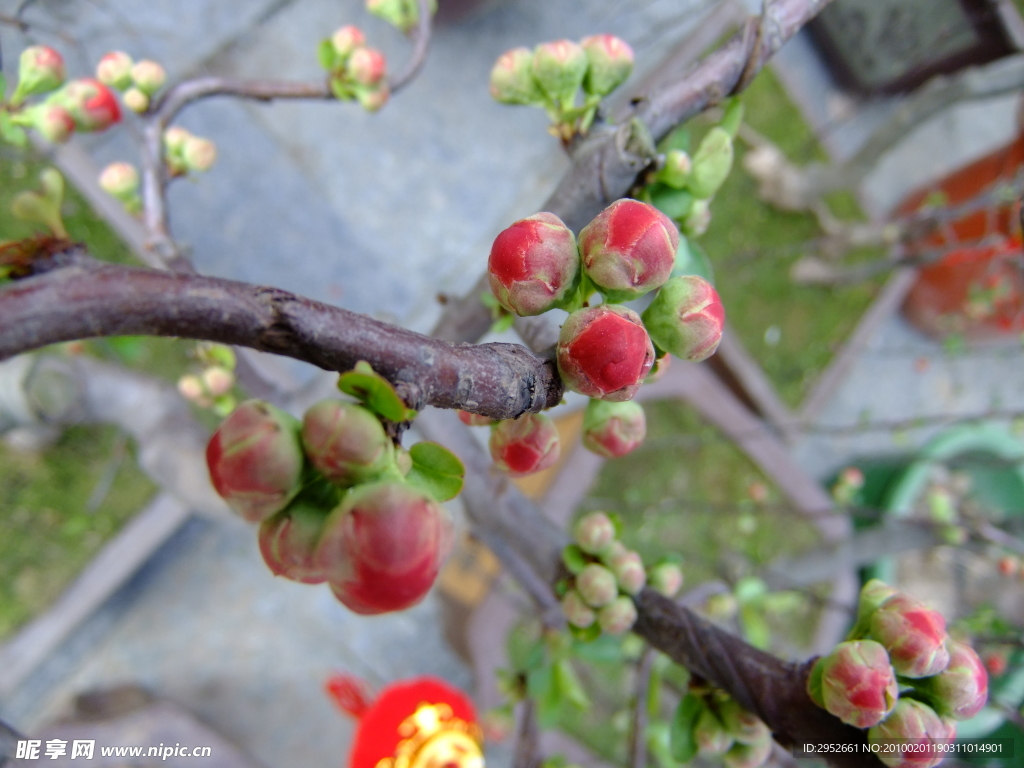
<box><xmin>561</xmin><ymin>544</ymin><xmax>588</xmax><ymax>575</ymax></box>
<box><xmin>0</xmin><ymin>72</ymin><xmax>7</xmax><ymax>100</ymax></box>
<box><xmin>570</xmin><ymin>633</ymin><xmax>622</xmax><ymax>664</ymax></box>
<box><xmin>337</xmin><ymin>361</ymin><xmax>417</xmax><ymax>422</ymax></box>
<box><xmin>0</xmin><ymin>111</ymin><xmax>28</xmax><ymax>148</ymax></box>
<box><xmin>719</xmin><ymin>97</ymin><xmax>745</xmax><ymax>138</ymax></box>
<box><xmin>527</xmin><ymin>665</ymin><xmax>563</xmax><ymax>728</ymax></box>
<box><xmin>670</xmin><ymin>237</ymin><xmax>714</xmax><ymax>283</ymax></box>
<box><xmin>554</xmin><ymin>658</ymin><xmax>591</xmax><ymax>710</ymax></box>
<box><xmin>649</xmin><ymin>183</ymin><xmax>693</xmax><ymax>221</ymax></box>
<box><xmin>405</xmin><ymin>441</ymin><xmax>464</xmax><ymax>502</ymax></box>
<box><xmin>659</xmin><ymin>125</ymin><xmax>690</xmax><ymax>154</ymax></box>
<box><xmin>317</xmin><ymin>39</ymin><xmax>337</xmax><ymax>72</ymax></box>
<box><xmin>567</xmin><ymin>622</ymin><xmax>601</xmax><ymax>643</ymax></box>
<box><xmin>670</xmin><ymin>692</ymin><xmax>704</xmax><ymax>763</ymax></box>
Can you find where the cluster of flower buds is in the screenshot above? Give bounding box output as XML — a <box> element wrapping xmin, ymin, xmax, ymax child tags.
<box><xmin>177</xmin><ymin>343</ymin><xmax>238</xmax><ymax>415</ymax></box>
<box><xmin>641</xmin><ymin>101</ymin><xmax>741</xmax><ymax>239</ymax></box>
<box><xmin>559</xmin><ymin>511</ymin><xmax>683</xmax><ymax>636</ymax></box>
<box><xmin>318</xmin><ymin>26</ymin><xmax>389</xmax><ymax>112</ymax></box>
<box><xmin>366</xmin><ymin>0</ymin><xmax>436</xmax><ymax>34</ymax></box>
<box><xmin>98</xmin><ymin>161</ymin><xmax>142</xmax><ymax>215</ymax></box>
<box><xmin>163</xmin><ymin>125</ymin><xmax>218</xmax><ymax>176</ymax></box>
<box><xmin>676</xmin><ymin>687</ymin><xmax>774</xmax><ymax>768</ymax></box>
<box><xmin>206</xmin><ymin>365</ymin><xmax>461</xmax><ymax>615</ymax></box>
<box><xmin>95</xmin><ymin>51</ymin><xmax>166</xmax><ymax>113</ymax></box>
<box><xmin>807</xmin><ymin>580</ymin><xmax>988</xmax><ymax>767</ymax></box>
<box><xmin>3</xmin><ymin>46</ymin><xmax>122</xmax><ymax>146</ymax></box>
<box><xmin>489</xmin><ymin>34</ymin><xmax>634</xmax><ymax>140</ymax></box>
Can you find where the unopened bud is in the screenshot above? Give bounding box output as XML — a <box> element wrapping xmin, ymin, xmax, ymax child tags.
<box><xmin>48</xmin><ymin>78</ymin><xmax>121</xmax><ymax>132</ymax></box>
<box><xmin>597</xmin><ymin>595</ymin><xmax>637</xmax><ymax>634</ymax></box>
<box><xmin>13</xmin><ymin>46</ymin><xmax>66</xmax><ymax>104</ymax></box>
<box><xmin>163</xmin><ymin>125</ymin><xmax>191</xmax><ymax>153</ymax></box>
<box><xmin>557</xmin><ymin>304</ymin><xmax>655</xmax><ymax>401</ymax></box>
<box><xmin>609</xmin><ymin>549</ymin><xmax>646</xmax><ymax>595</ymax></box>
<box><xmin>331</xmin><ymin>25</ymin><xmax>366</xmax><ymax>60</ymax></box>
<box><xmin>202</xmin><ymin>366</ymin><xmax>235</xmax><ymax>397</ymax></box>
<box><xmin>29</xmin><ymin>104</ymin><xmax>75</xmax><ymax>143</ymax></box>
<box><xmin>582</xmin><ymin>399</ymin><xmax>646</xmax><ymax>458</ymax></box>
<box><xmin>815</xmin><ymin>640</ymin><xmax>898</xmax><ymax>728</ymax></box>
<box><xmin>182</xmin><ymin>136</ymin><xmax>217</xmax><ymax>172</ymax></box>
<box><xmin>688</xmin><ymin>127</ymin><xmax>734</xmax><ymax>200</ymax></box>
<box><xmin>573</xmin><ymin>511</ymin><xmax>616</xmax><ymax>555</ymax></box>
<box><xmin>642</xmin><ymin>275</ymin><xmax>725</xmax><ymax>362</ymax></box>
<box><xmin>867</xmin><ymin>699</ymin><xmax>954</xmax><ymax>768</ymax></box>
<box><xmin>130</xmin><ymin>59</ymin><xmax>166</xmax><ymax>94</ymax></box>
<box><xmin>648</xmin><ymin>562</ymin><xmax>684</xmax><ymax>598</ymax></box>
<box><xmin>489</xmin><ymin>47</ymin><xmax>543</xmax><ymax>105</ymax></box>
<box><xmin>489</xmin><ymin>413</ymin><xmax>560</xmax><ymax>476</ymax></box>
<box><xmin>580</xmin><ymin>34</ymin><xmax>633</xmax><ymax>97</ymax></box>
<box><xmin>694</xmin><ymin>708</ymin><xmax>733</xmax><ymax>755</ymax></box>
<box><xmin>562</xmin><ymin>588</ymin><xmax>596</xmax><ymax>628</ymax></box>
<box><xmin>576</xmin><ymin>563</ymin><xmax>618</xmax><ymax>608</ymax></box>
<box><xmin>531</xmin><ymin>40</ymin><xmax>587</xmax><ymax>106</ymax></box>
<box><xmin>488</xmin><ymin>212</ymin><xmax>580</xmax><ymax>316</ymax></box>
<box><xmin>348</xmin><ymin>47</ymin><xmax>386</xmax><ymax>86</ymax></box>
<box><xmin>122</xmin><ymin>86</ymin><xmax>150</xmax><ymax>113</ymax></box>
<box><xmin>302</xmin><ymin>400</ymin><xmax>392</xmax><ymax>486</ymax></box>
<box><xmin>997</xmin><ymin>555</ymin><xmax>1020</xmax><ymax>577</ymax></box>
<box><xmin>96</xmin><ymin>51</ymin><xmax>133</xmax><ymax>90</ymax></box>
<box><xmin>913</xmin><ymin>640</ymin><xmax>988</xmax><ymax>721</ymax></box>
<box><xmin>98</xmin><ymin>162</ymin><xmax>139</xmax><ymax>198</ymax></box>
<box><xmin>870</xmin><ymin>593</ymin><xmax>949</xmax><ymax>678</ymax></box>
<box><xmin>258</xmin><ymin>486</ymin><xmax>336</xmax><ymax>583</ymax></box>
<box><xmin>177</xmin><ymin>374</ymin><xmax>206</xmax><ymax>404</ymax></box>
<box><xmin>659</xmin><ymin>149</ymin><xmax>692</xmax><ymax>188</ymax></box>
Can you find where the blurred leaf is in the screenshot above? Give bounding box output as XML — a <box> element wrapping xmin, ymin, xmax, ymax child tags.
<box><xmin>562</xmin><ymin>544</ymin><xmax>588</xmax><ymax>574</ymax></box>
<box><xmin>554</xmin><ymin>658</ymin><xmax>591</xmax><ymax>710</ymax></box>
<box><xmin>405</xmin><ymin>441</ymin><xmax>464</xmax><ymax>501</ymax></box>
<box><xmin>719</xmin><ymin>98</ymin><xmax>745</xmax><ymax>138</ymax></box>
<box><xmin>670</xmin><ymin>692</ymin><xmax>703</xmax><ymax>763</ymax></box>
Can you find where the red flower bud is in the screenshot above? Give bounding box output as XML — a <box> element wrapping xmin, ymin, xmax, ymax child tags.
<box><xmin>29</xmin><ymin>104</ymin><xmax>75</xmax><ymax>143</ymax></box>
<box><xmin>582</xmin><ymin>399</ymin><xmax>646</xmax><ymax>458</ymax></box>
<box><xmin>457</xmin><ymin>410</ymin><xmax>494</xmax><ymax>427</ymax></box>
<box><xmin>49</xmin><ymin>79</ymin><xmax>121</xmax><ymax>132</ymax></box>
<box><xmin>331</xmin><ymin>26</ymin><xmax>365</xmax><ymax>60</ymax></box>
<box><xmin>348</xmin><ymin>47</ymin><xmax>387</xmax><ymax>86</ymax></box>
<box><xmin>489</xmin><ymin>47</ymin><xmax>543</xmax><ymax>105</ymax></box>
<box><xmin>487</xmin><ymin>212</ymin><xmax>580</xmax><ymax>317</ymax></box>
<box><xmin>13</xmin><ymin>46</ymin><xmax>65</xmax><ymax>104</ymax></box>
<box><xmin>642</xmin><ymin>275</ymin><xmax>725</xmax><ymax>362</ymax></box>
<box><xmin>489</xmin><ymin>413</ymin><xmax>560</xmax><ymax>476</ymax></box>
<box><xmin>579</xmin><ymin>199</ymin><xmax>678</xmax><ymax>301</ymax></box>
<box><xmin>316</xmin><ymin>481</ymin><xmax>452</xmax><ymax>615</ymax></box>
<box><xmin>206</xmin><ymin>400</ymin><xmax>304</xmax><ymax>522</ymax></box>
<box><xmin>561</xmin><ymin>588</ymin><xmax>596</xmax><ymax>628</ymax></box>
<box><xmin>557</xmin><ymin>304</ymin><xmax>655</xmax><ymax>401</ymax></box>
<box><xmin>531</xmin><ymin>39</ymin><xmax>587</xmax><ymax>105</ymax></box>
<box><xmin>576</xmin><ymin>563</ymin><xmax>617</xmax><ymax>607</ymax></box>
<box><xmin>302</xmin><ymin>400</ymin><xmax>393</xmax><ymax>486</ymax></box>
<box><xmin>258</xmin><ymin>485</ymin><xmax>337</xmax><ymax>584</ymax></box>
<box><xmin>816</xmin><ymin>640</ymin><xmax>898</xmax><ymax>728</ymax></box>
<box><xmin>914</xmin><ymin>640</ymin><xmax>988</xmax><ymax>721</ymax></box>
<box><xmin>608</xmin><ymin>548</ymin><xmax>646</xmax><ymax>595</ymax></box>
<box><xmin>867</xmin><ymin>699</ymin><xmax>954</xmax><ymax>768</ymax></box>
<box><xmin>648</xmin><ymin>562</ymin><xmax>684</xmax><ymax>598</ymax></box>
<box><xmin>870</xmin><ymin>594</ymin><xmax>950</xmax><ymax>678</ymax></box>
<box><xmin>96</xmin><ymin>51</ymin><xmax>133</xmax><ymax>90</ymax></box>
<box><xmin>597</xmin><ymin>595</ymin><xmax>636</xmax><ymax>634</ymax></box>
<box><xmin>573</xmin><ymin>511</ymin><xmax>616</xmax><ymax>555</ymax></box>
<box><xmin>983</xmin><ymin>651</ymin><xmax>1007</xmax><ymax>677</ymax></box>
<box><xmin>580</xmin><ymin>35</ymin><xmax>634</xmax><ymax>97</ymax></box>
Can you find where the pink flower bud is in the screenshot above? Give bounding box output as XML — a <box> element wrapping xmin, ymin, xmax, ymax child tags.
<box><xmin>348</xmin><ymin>47</ymin><xmax>387</xmax><ymax>86</ymax></box>
<box><xmin>914</xmin><ymin>640</ymin><xmax>988</xmax><ymax>721</ymax></box>
<box><xmin>870</xmin><ymin>594</ymin><xmax>950</xmax><ymax>678</ymax></box>
<box><xmin>580</xmin><ymin>35</ymin><xmax>634</xmax><ymax>97</ymax></box>
<box><xmin>579</xmin><ymin>199</ymin><xmax>678</xmax><ymax>301</ymax></box>
<box><xmin>642</xmin><ymin>275</ymin><xmax>725</xmax><ymax>362</ymax></box>
<box><xmin>50</xmin><ymin>78</ymin><xmax>121</xmax><ymax>132</ymax></box>
<box><xmin>597</xmin><ymin>595</ymin><xmax>637</xmax><ymax>634</ymax></box>
<box><xmin>557</xmin><ymin>305</ymin><xmax>655</xmax><ymax>401</ymax></box>
<box><xmin>648</xmin><ymin>562</ymin><xmax>684</xmax><ymax>598</ymax></box>
<box><xmin>489</xmin><ymin>413</ymin><xmax>560</xmax><ymax>476</ymax></box>
<box><xmin>817</xmin><ymin>640</ymin><xmax>898</xmax><ymax>728</ymax></box>
<box><xmin>29</xmin><ymin>104</ymin><xmax>75</xmax><ymax>143</ymax></box>
<box><xmin>489</xmin><ymin>47</ymin><xmax>543</xmax><ymax>105</ymax></box>
<box><xmin>457</xmin><ymin>410</ymin><xmax>494</xmax><ymax>427</ymax></box>
<box><xmin>177</xmin><ymin>374</ymin><xmax>206</xmax><ymax>404</ymax></box>
<box><xmin>694</xmin><ymin>708</ymin><xmax>734</xmax><ymax>755</ymax></box>
<box><xmin>130</xmin><ymin>59</ymin><xmax>166</xmax><ymax>94</ymax></box>
<box><xmin>609</xmin><ymin>548</ymin><xmax>646</xmax><ymax>595</ymax></box>
<box><xmin>98</xmin><ymin>162</ymin><xmax>139</xmax><ymax>197</ymax></box>
<box><xmin>576</xmin><ymin>563</ymin><xmax>618</xmax><ymax>607</ymax></box>
<box><xmin>96</xmin><ymin>51</ymin><xmax>133</xmax><ymax>90</ymax></box>
<box><xmin>258</xmin><ymin>487</ymin><xmax>335</xmax><ymax>583</ymax></box>
<box><xmin>867</xmin><ymin>700</ymin><xmax>954</xmax><ymax>768</ymax></box>
<box><xmin>582</xmin><ymin>399</ymin><xmax>646</xmax><ymax>458</ymax></box>
<box><xmin>182</xmin><ymin>136</ymin><xmax>217</xmax><ymax>172</ymax></box>
<box><xmin>355</xmin><ymin>83</ymin><xmax>389</xmax><ymax>112</ymax></box>
<box><xmin>573</xmin><ymin>511</ymin><xmax>615</xmax><ymax>555</ymax></box>
<box><xmin>122</xmin><ymin>86</ymin><xmax>150</xmax><ymax>113</ymax></box>
<box><xmin>561</xmin><ymin>588</ymin><xmax>596</xmax><ymax>628</ymax></box>
<box><xmin>331</xmin><ymin>26</ymin><xmax>365</xmax><ymax>60</ymax></box>
<box><xmin>14</xmin><ymin>46</ymin><xmax>65</xmax><ymax>103</ymax></box>
<box><xmin>201</xmin><ymin>366</ymin><xmax>235</xmax><ymax>397</ymax></box>
<box><xmin>316</xmin><ymin>481</ymin><xmax>452</xmax><ymax>615</ymax></box>
<box><xmin>301</xmin><ymin>400</ymin><xmax>392</xmax><ymax>486</ymax></box>
<box><xmin>206</xmin><ymin>400</ymin><xmax>304</xmax><ymax>522</ymax></box>
<box><xmin>487</xmin><ymin>212</ymin><xmax>580</xmax><ymax>317</ymax></box>
<box><xmin>531</xmin><ymin>40</ymin><xmax>588</xmax><ymax>105</ymax></box>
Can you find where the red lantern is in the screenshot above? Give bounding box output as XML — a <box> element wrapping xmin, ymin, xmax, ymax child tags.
<box><xmin>326</xmin><ymin>674</ymin><xmax>484</xmax><ymax>768</ymax></box>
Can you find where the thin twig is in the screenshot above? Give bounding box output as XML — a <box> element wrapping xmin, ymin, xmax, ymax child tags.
<box><xmin>629</xmin><ymin>647</ymin><xmax>655</xmax><ymax>768</ymax></box>
<box><xmin>389</xmin><ymin>0</ymin><xmax>433</xmax><ymax>94</ymax></box>
<box><xmin>513</xmin><ymin>696</ymin><xmax>542</xmax><ymax>768</ymax></box>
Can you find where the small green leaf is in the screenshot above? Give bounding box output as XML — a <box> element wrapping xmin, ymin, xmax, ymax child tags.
<box><xmin>670</xmin><ymin>692</ymin><xmax>704</xmax><ymax>763</ymax></box>
<box><xmin>554</xmin><ymin>658</ymin><xmax>591</xmax><ymax>710</ymax></box>
<box><xmin>659</xmin><ymin>125</ymin><xmax>690</xmax><ymax>154</ymax></box>
<box><xmin>554</xmin><ymin>578</ymin><xmax>570</xmax><ymax>598</ymax></box>
<box><xmin>405</xmin><ymin>441</ymin><xmax>464</xmax><ymax>502</ymax></box>
<box><xmin>649</xmin><ymin>183</ymin><xmax>693</xmax><ymax>221</ymax></box>
<box><xmin>0</xmin><ymin>111</ymin><xmax>27</xmax><ymax>147</ymax></box>
<box><xmin>568</xmin><ymin>622</ymin><xmax>601</xmax><ymax>643</ymax></box>
<box><xmin>317</xmin><ymin>39</ymin><xmax>337</xmax><ymax>72</ymax></box>
<box><xmin>337</xmin><ymin>361</ymin><xmax>417</xmax><ymax>422</ymax></box>
<box><xmin>561</xmin><ymin>544</ymin><xmax>588</xmax><ymax>575</ymax></box>
<box><xmin>719</xmin><ymin>97</ymin><xmax>745</xmax><ymax>138</ymax></box>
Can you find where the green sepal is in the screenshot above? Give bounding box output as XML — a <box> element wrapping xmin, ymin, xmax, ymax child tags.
<box><xmin>719</xmin><ymin>97</ymin><xmax>745</xmax><ymax>138</ymax></box>
<box><xmin>806</xmin><ymin>657</ymin><xmax>826</xmax><ymax>708</ymax></box>
<box><xmin>337</xmin><ymin>361</ymin><xmax>417</xmax><ymax>422</ymax></box>
<box><xmin>329</xmin><ymin>77</ymin><xmax>354</xmax><ymax>101</ymax></box>
<box><xmin>561</xmin><ymin>544</ymin><xmax>588</xmax><ymax>575</ymax></box>
<box><xmin>404</xmin><ymin>441</ymin><xmax>464</xmax><ymax>502</ymax></box>
<box><xmin>0</xmin><ymin>111</ymin><xmax>28</xmax><ymax>148</ymax></box>
<box><xmin>317</xmin><ymin>39</ymin><xmax>339</xmax><ymax>72</ymax></box>
<box><xmin>669</xmin><ymin>691</ymin><xmax>705</xmax><ymax>763</ymax></box>
<box><xmin>648</xmin><ymin>183</ymin><xmax>693</xmax><ymax>220</ymax></box>
<box><xmin>554</xmin><ymin>658</ymin><xmax>591</xmax><ymax>710</ymax></box>
<box><xmin>567</xmin><ymin>622</ymin><xmax>601</xmax><ymax>643</ymax></box>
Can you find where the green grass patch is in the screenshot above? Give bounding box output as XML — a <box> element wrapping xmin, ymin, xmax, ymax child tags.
<box><xmin>0</xmin><ymin>425</ymin><xmax>157</xmax><ymax>639</ymax></box>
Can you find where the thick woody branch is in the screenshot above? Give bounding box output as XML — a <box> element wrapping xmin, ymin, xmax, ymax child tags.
<box><xmin>0</xmin><ymin>250</ymin><xmax>561</xmax><ymax>420</ymax></box>
<box><xmin>431</xmin><ymin>0</ymin><xmax>836</xmax><ymax>343</ymax></box>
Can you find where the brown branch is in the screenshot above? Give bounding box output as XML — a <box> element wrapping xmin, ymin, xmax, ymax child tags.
<box><xmin>0</xmin><ymin>249</ymin><xmax>562</xmax><ymax>420</ymax></box>
<box><xmin>430</xmin><ymin>0</ymin><xmax>837</xmax><ymax>343</ymax></box>
<box><xmin>513</xmin><ymin>697</ymin><xmax>542</xmax><ymax>768</ymax></box>
<box><xmin>629</xmin><ymin>648</ymin><xmax>654</xmax><ymax>768</ymax></box>
<box><xmin>389</xmin><ymin>0</ymin><xmax>433</xmax><ymax>94</ymax></box>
